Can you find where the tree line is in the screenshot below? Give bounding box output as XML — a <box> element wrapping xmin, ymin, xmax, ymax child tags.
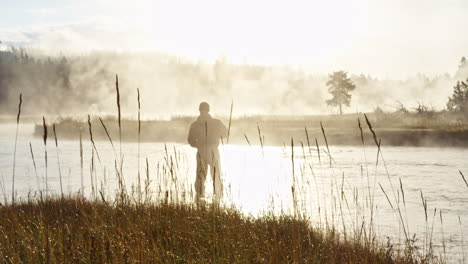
<box><xmin>325</xmin><ymin>57</ymin><xmax>468</xmax><ymax>116</ymax></box>
<box><xmin>0</xmin><ymin>47</ymin><xmax>467</xmax><ymax>117</ymax></box>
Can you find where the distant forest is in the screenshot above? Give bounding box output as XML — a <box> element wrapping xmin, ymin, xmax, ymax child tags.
<box><xmin>1</xmin><ymin>47</ymin><xmax>467</xmax><ymax>116</ymax></box>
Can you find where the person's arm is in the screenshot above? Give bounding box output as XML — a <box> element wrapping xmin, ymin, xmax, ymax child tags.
<box><xmin>218</xmin><ymin>120</ymin><xmax>228</xmax><ymax>139</ymax></box>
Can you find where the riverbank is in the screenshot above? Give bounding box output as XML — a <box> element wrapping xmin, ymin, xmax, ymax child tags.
<box><xmin>30</xmin><ymin>112</ymin><xmax>468</xmax><ymax>147</ymax></box>
<box><xmin>0</xmin><ymin>197</ymin><xmax>424</xmax><ymax>263</ymax></box>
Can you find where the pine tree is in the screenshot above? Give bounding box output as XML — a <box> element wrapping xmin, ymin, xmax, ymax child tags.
<box><xmin>326</xmin><ymin>71</ymin><xmax>356</xmax><ymax>115</ymax></box>
<box><xmin>447</xmin><ymin>79</ymin><xmax>468</xmax><ymax>115</ymax></box>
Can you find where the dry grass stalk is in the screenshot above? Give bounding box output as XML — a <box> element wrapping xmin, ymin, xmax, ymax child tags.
<box><xmin>364</xmin><ymin>114</ymin><xmax>409</xmax><ymax>242</ymax></box>
<box><xmin>227</xmin><ymin>100</ymin><xmax>233</xmax><ymax>144</ymax></box>
<box><xmin>137</xmin><ymin>88</ymin><xmax>141</xmax><ymax>202</ymax></box>
<box><xmin>460</xmin><ymin>171</ymin><xmax>468</xmax><ymax>189</ymax></box>
<box><xmin>440</xmin><ymin>210</ymin><xmax>446</xmax><ymax>260</ymax></box>
<box><xmin>257</xmin><ymin>122</ymin><xmax>264</xmax><ymax>154</ymax></box>
<box><xmin>315</xmin><ymin>137</ymin><xmax>321</xmax><ymax>165</ymax></box>
<box><xmin>79</xmin><ymin>128</ymin><xmax>84</xmax><ymax>194</ymax></box>
<box><xmin>116</xmin><ymin>75</ymin><xmax>122</xmax><ymax>160</ymax></box>
<box><xmin>320</xmin><ymin>121</ymin><xmax>332</xmax><ymax>168</ymax></box>
<box><xmin>90</xmin><ymin>148</ymin><xmax>95</xmax><ymax>199</ymax></box>
<box><xmin>420</xmin><ymin>190</ymin><xmax>428</xmax><ymax>255</ymax></box>
<box><xmin>87</xmin><ymin>115</ymin><xmax>101</xmax><ymax>164</ymax></box>
<box><xmin>459</xmin><ymin>216</ymin><xmax>465</xmax><ymax>264</ymax></box>
<box><xmin>145</xmin><ymin>157</ymin><xmax>150</xmax><ymax>202</ymax></box>
<box><xmin>98</xmin><ymin>117</ymin><xmax>116</xmax><ymax>155</ymax></box>
<box><xmin>29</xmin><ymin>142</ymin><xmax>40</xmax><ymax>191</ymax></box>
<box><xmin>243</xmin><ymin>133</ymin><xmax>251</xmax><ymax>147</ymax></box>
<box><xmin>53</xmin><ymin>124</ymin><xmax>63</xmax><ymax>198</ymax></box>
<box><xmin>42</xmin><ymin>116</ymin><xmax>48</xmax><ymax>198</ymax></box>
<box><xmin>11</xmin><ymin>93</ymin><xmax>22</xmax><ymax>204</ymax></box>
<box><xmin>304</xmin><ymin>126</ymin><xmax>312</xmax><ymax>156</ymax></box>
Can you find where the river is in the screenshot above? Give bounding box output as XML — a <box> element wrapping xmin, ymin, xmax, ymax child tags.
<box><xmin>1</xmin><ymin>123</ymin><xmax>467</xmax><ymax>261</ymax></box>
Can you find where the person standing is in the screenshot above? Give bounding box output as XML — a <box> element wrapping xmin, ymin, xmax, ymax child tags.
<box><xmin>188</xmin><ymin>102</ymin><xmax>228</xmax><ymax>203</ymax></box>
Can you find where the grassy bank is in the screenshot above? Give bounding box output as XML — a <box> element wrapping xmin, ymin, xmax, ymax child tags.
<box><xmin>32</xmin><ymin>112</ymin><xmax>468</xmax><ymax>147</ymax></box>
<box><xmin>0</xmin><ymin>197</ymin><xmax>421</xmax><ymax>264</ymax></box>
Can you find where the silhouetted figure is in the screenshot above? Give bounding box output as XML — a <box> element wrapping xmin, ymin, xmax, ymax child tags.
<box><xmin>188</xmin><ymin>102</ymin><xmax>228</xmax><ymax>203</ymax></box>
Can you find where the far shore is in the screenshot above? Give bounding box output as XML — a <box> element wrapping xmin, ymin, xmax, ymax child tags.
<box><xmin>25</xmin><ymin>112</ymin><xmax>468</xmax><ymax>147</ymax></box>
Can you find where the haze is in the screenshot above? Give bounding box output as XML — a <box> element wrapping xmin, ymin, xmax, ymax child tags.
<box><xmin>2</xmin><ymin>0</ymin><xmax>468</xmax><ymax>79</ymax></box>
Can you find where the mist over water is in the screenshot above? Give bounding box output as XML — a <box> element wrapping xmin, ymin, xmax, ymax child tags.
<box><xmin>1</xmin><ymin>50</ymin><xmax>467</xmax><ymax>118</ymax></box>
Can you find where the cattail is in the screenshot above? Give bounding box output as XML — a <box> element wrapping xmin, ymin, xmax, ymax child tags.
<box><xmin>11</xmin><ymin>93</ymin><xmax>22</xmax><ymax>204</ymax></box>
<box><xmin>53</xmin><ymin>124</ymin><xmax>63</xmax><ymax>198</ymax></box>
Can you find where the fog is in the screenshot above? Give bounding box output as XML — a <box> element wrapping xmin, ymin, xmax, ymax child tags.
<box><xmin>0</xmin><ymin>49</ymin><xmax>467</xmax><ymax>118</ymax></box>
<box><xmin>1</xmin><ymin>0</ymin><xmax>468</xmax><ymax>117</ymax></box>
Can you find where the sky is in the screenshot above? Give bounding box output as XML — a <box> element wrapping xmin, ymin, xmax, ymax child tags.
<box><xmin>1</xmin><ymin>0</ymin><xmax>468</xmax><ymax>79</ymax></box>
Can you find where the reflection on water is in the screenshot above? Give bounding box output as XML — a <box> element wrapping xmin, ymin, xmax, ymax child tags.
<box><xmin>0</xmin><ymin>124</ymin><xmax>468</xmax><ymax>261</ymax></box>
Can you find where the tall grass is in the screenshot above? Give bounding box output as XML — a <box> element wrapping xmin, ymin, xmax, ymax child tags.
<box><xmin>53</xmin><ymin>123</ymin><xmax>63</xmax><ymax>198</ymax></box>
<box><xmin>137</xmin><ymin>87</ymin><xmax>142</xmax><ymax>202</ymax></box>
<box><xmin>28</xmin><ymin>142</ymin><xmax>40</xmax><ymax>191</ymax></box>
<box><xmin>11</xmin><ymin>93</ymin><xmax>22</xmax><ymax>204</ymax></box>
<box><xmin>4</xmin><ymin>77</ymin><xmax>464</xmax><ymax>263</ymax></box>
<box><xmin>42</xmin><ymin>116</ymin><xmax>48</xmax><ymax>198</ymax></box>
<box><xmin>0</xmin><ymin>197</ymin><xmax>411</xmax><ymax>264</ymax></box>
<box><xmin>79</xmin><ymin>128</ymin><xmax>84</xmax><ymax>194</ymax></box>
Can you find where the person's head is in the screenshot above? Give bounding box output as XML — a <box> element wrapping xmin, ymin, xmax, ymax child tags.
<box><xmin>199</xmin><ymin>102</ymin><xmax>210</xmax><ymax>114</ymax></box>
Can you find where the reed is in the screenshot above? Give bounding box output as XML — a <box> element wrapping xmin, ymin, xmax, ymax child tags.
<box><xmin>11</xmin><ymin>93</ymin><xmax>22</xmax><ymax>204</ymax></box>
<box><xmin>116</xmin><ymin>75</ymin><xmax>122</xmax><ymax>161</ymax></box>
<box><xmin>304</xmin><ymin>126</ymin><xmax>312</xmax><ymax>156</ymax></box>
<box><xmin>461</xmin><ymin>170</ymin><xmax>468</xmax><ymax>188</ymax></box>
<box><xmin>227</xmin><ymin>100</ymin><xmax>233</xmax><ymax>144</ymax></box>
<box><xmin>87</xmin><ymin>115</ymin><xmax>101</xmax><ymax>164</ymax></box>
<box><xmin>420</xmin><ymin>189</ymin><xmax>428</xmax><ymax>256</ymax></box>
<box><xmin>364</xmin><ymin>114</ymin><xmax>409</xmax><ymax>243</ymax></box>
<box><xmin>315</xmin><ymin>137</ymin><xmax>321</xmax><ymax>166</ymax></box>
<box><xmin>320</xmin><ymin>121</ymin><xmax>331</xmax><ymax>168</ymax></box>
<box><xmin>137</xmin><ymin>88</ymin><xmax>142</xmax><ymax>203</ymax></box>
<box><xmin>257</xmin><ymin>122</ymin><xmax>264</xmax><ymax>155</ymax></box>
<box><xmin>79</xmin><ymin>128</ymin><xmax>84</xmax><ymax>194</ymax></box>
<box><xmin>460</xmin><ymin>216</ymin><xmax>465</xmax><ymax>264</ymax></box>
<box><xmin>90</xmin><ymin>148</ymin><xmax>95</xmax><ymax>199</ymax></box>
<box><xmin>42</xmin><ymin>116</ymin><xmax>48</xmax><ymax>198</ymax></box>
<box><xmin>53</xmin><ymin>124</ymin><xmax>63</xmax><ymax>198</ymax></box>
<box><xmin>29</xmin><ymin>142</ymin><xmax>40</xmax><ymax>192</ymax></box>
<box><xmin>98</xmin><ymin>117</ymin><xmax>116</xmax><ymax>155</ymax></box>
<box><xmin>243</xmin><ymin>133</ymin><xmax>251</xmax><ymax>147</ymax></box>
<box><xmin>440</xmin><ymin>210</ymin><xmax>446</xmax><ymax>260</ymax></box>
